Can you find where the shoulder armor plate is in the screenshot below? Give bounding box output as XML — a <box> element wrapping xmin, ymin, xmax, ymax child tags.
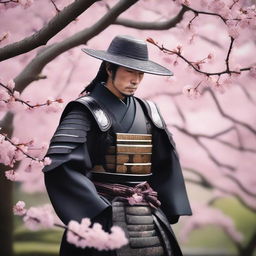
<box><xmin>75</xmin><ymin>96</ymin><xmax>111</xmax><ymax>132</ymax></box>
<box><xmin>138</xmin><ymin>99</ymin><xmax>164</xmax><ymax>129</ymax></box>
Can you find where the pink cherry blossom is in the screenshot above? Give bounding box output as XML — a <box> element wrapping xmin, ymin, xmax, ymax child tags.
<box><xmin>0</xmin><ymin>101</ymin><xmax>6</xmax><ymax>111</ymax></box>
<box><xmin>0</xmin><ymin>140</ymin><xmax>16</xmax><ymax>166</ymax></box>
<box><xmin>207</xmin><ymin>53</ymin><xmax>214</xmax><ymax>60</ymax></box>
<box><xmin>66</xmin><ymin>221</ymin><xmax>80</xmax><ymax>246</ymax></box>
<box><xmin>239</xmin><ymin>16</ymin><xmax>251</xmax><ymax>29</ymax></box>
<box><xmin>79</xmin><ymin>218</ymin><xmax>91</xmax><ymax>234</ymax></box>
<box><xmin>221</xmin><ymin>76</ymin><xmax>234</xmax><ymax>88</ymax></box>
<box><xmin>182</xmin><ymin>85</ymin><xmax>193</xmax><ymax>96</ymax></box>
<box><xmin>227</xmin><ymin>26</ymin><xmax>240</xmax><ymax>39</ymax></box>
<box><xmin>89</xmin><ymin>223</ymin><xmax>110</xmax><ymax>250</ymax></box>
<box><xmin>13</xmin><ymin>90</ymin><xmax>20</xmax><ymax>99</ymax></box>
<box><xmin>0</xmin><ymin>133</ymin><xmax>4</xmax><ymax>142</ymax></box>
<box><xmin>180</xmin><ymin>204</ymin><xmax>243</xmax><ymax>243</ymax></box>
<box><xmin>107</xmin><ymin>226</ymin><xmax>128</xmax><ymax>250</ymax></box>
<box><xmin>0</xmin><ymin>88</ymin><xmax>9</xmax><ymax>101</ymax></box>
<box><xmin>18</xmin><ymin>0</ymin><xmax>34</xmax><ymax>8</ymax></box>
<box><xmin>5</xmin><ymin>169</ymin><xmax>19</xmax><ymax>181</ymax></box>
<box><xmin>13</xmin><ymin>201</ymin><xmax>27</xmax><ymax>216</ymax></box>
<box><xmin>23</xmin><ymin>204</ymin><xmax>54</xmax><ymax>230</ymax></box>
<box><xmin>45</xmin><ymin>101</ymin><xmax>64</xmax><ymax>113</ymax></box>
<box><xmin>15</xmin><ymin>145</ymin><xmax>28</xmax><ymax>161</ymax></box>
<box><xmin>219</xmin><ymin>7</ymin><xmax>231</xmax><ymax>19</ymax></box>
<box><xmin>6</xmin><ymin>79</ymin><xmax>15</xmax><ymax>90</ymax></box>
<box><xmin>182</xmin><ymin>85</ymin><xmax>201</xmax><ymax>99</ymax></box>
<box><xmin>31</xmin><ymin>159</ymin><xmax>44</xmax><ymax>168</ymax></box>
<box><xmin>174</xmin><ymin>0</ymin><xmax>190</xmax><ymax>6</ymax></box>
<box><xmin>0</xmin><ymin>32</ymin><xmax>9</xmax><ymax>43</ymax></box>
<box><xmin>208</xmin><ymin>0</ymin><xmax>225</xmax><ymax>13</ymax></box>
<box><xmin>213</xmin><ymin>82</ymin><xmax>226</xmax><ymax>94</ymax></box>
<box><xmin>43</xmin><ymin>156</ymin><xmax>52</xmax><ymax>166</ymax></box>
<box><xmin>127</xmin><ymin>193</ymin><xmax>143</xmax><ymax>205</ymax></box>
<box><xmin>200</xmin><ymin>0</ymin><xmax>208</xmax><ymax>8</ymax></box>
<box><xmin>11</xmin><ymin>137</ymin><xmax>19</xmax><ymax>145</ymax></box>
<box><xmin>67</xmin><ymin>218</ymin><xmax>128</xmax><ymax>250</ymax></box>
<box><xmin>249</xmin><ymin>66</ymin><xmax>256</xmax><ymax>78</ymax></box>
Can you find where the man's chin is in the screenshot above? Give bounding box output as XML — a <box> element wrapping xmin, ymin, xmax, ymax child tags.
<box><xmin>121</xmin><ymin>92</ymin><xmax>135</xmax><ymax>97</ymax></box>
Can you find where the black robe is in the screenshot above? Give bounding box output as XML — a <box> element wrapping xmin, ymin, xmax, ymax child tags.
<box><xmin>43</xmin><ymin>83</ymin><xmax>192</xmax><ymax>255</ymax></box>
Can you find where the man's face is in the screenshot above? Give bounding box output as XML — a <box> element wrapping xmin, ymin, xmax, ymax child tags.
<box><xmin>106</xmin><ymin>66</ymin><xmax>144</xmax><ymax>99</ymax></box>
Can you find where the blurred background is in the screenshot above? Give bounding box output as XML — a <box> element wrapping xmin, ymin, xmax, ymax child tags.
<box><xmin>0</xmin><ymin>0</ymin><xmax>256</xmax><ymax>255</ymax></box>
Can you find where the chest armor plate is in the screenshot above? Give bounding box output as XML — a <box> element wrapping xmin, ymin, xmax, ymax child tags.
<box><xmin>92</xmin><ymin>132</ymin><xmax>152</xmax><ymax>175</ymax></box>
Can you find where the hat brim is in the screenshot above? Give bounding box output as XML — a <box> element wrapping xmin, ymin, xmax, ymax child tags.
<box><xmin>82</xmin><ymin>48</ymin><xmax>173</xmax><ymax>76</ymax></box>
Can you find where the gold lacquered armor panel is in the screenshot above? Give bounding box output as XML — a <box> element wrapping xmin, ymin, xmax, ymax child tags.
<box><xmin>92</xmin><ymin>133</ymin><xmax>152</xmax><ymax>174</ymax></box>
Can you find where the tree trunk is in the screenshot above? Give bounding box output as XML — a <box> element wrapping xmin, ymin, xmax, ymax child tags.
<box><xmin>238</xmin><ymin>231</ymin><xmax>256</xmax><ymax>256</ymax></box>
<box><xmin>0</xmin><ymin>166</ymin><xmax>13</xmax><ymax>256</ymax></box>
<box><xmin>0</xmin><ymin>112</ymin><xmax>14</xmax><ymax>256</ymax></box>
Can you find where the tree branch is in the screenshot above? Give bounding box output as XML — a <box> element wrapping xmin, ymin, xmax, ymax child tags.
<box><xmin>144</xmin><ymin>91</ymin><xmax>182</xmax><ymax>101</ymax></box>
<box><xmin>0</xmin><ymin>0</ymin><xmax>18</xmax><ymax>3</ymax></box>
<box><xmin>174</xmin><ymin>123</ymin><xmax>256</xmax><ymax>154</ymax></box>
<box><xmin>184</xmin><ymin>167</ymin><xmax>256</xmax><ymax>213</ymax></box>
<box><xmin>183</xmin><ymin>167</ymin><xmax>212</xmax><ymax>188</ymax></box>
<box><xmin>49</xmin><ymin>0</ymin><xmax>61</xmax><ymax>13</ymax></box>
<box><xmin>0</xmin><ymin>0</ymin><xmax>100</xmax><ymax>62</ymax></box>
<box><xmin>0</xmin><ymin>82</ymin><xmax>63</xmax><ymax>109</ymax></box>
<box><xmin>147</xmin><ymin>38</ymin><xmax>251</xmax><ymax>77</ymax></box>
<box><xmin>225</xmin><ymin>37</ymin><xmax>234</xmax><ymax>72</ymax></box>
<box><xmin>1</xmin><ymin>133</ymin><xmax>41</xmax><ymax>162</ymax></box>
<box><xmin>174</xmin><ymin>124</ymin><xmax>236</xmax><ymax>171</ymax></box>
<box><xmin>173</xmin><ymin>99</ymin><xmax>187</xmax><ymax>125</ymax></box>
<box><xmin>56</xmin><ymin>56</ymin><xmax>80</xmax><ymax>98</ymax></box>
<box><xmin>114</xmin><ymin>5</ymin><xmax>188</xmax><ymax>30</ymax></box>
<box><xmin>198</xmin><ymin>35</ymin><xmax>223</xmax><ymax>49</ymax></box>
<box><xmin>207</xmin><ymin>89</ymin><xmax>256</xmax><ymax>136</ymax></box>
<box><xmin>146</xmin><ymin>91</ymin><xmax>256</xmax><ymax>153</ymax></box>
<box><xmin>239</xmin><ymin>231</ymin><xmax>256</xmax><ymax>256</ymax></box>
<box><xmin>14</xmin><ymin>0</ymin><xmax>139</xmax><ymax>93</ymax></box>
<box><xmin>113</xmin><ymin>2</ymin><xmax>237</xmax><ymax>31</ymax></box>
<box><xmin>224</xmin><ymin>174</ymin><xmax>256</xmax><ymax>197</ymax></box>
<box><xmin>184</xmin><ymin>4</ymin><xmax>227</xmax><ymax>23</ymax></box>
<box><xmin>236</xmin><ymin>84</ymin><xmax>256</xmax><ymax>105</ymax></box>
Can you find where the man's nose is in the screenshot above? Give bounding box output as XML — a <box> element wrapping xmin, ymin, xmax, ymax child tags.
<box><xmin>131</xmin><ymin>74</ymin><xmax>140</xmax><ymax>85</ymax></box>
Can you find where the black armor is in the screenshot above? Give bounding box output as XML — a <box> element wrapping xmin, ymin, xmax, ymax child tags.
<box><xmin>43</xmin><ymin>83</ymin><xmax>191</xmax><ymax>256</ymax></box>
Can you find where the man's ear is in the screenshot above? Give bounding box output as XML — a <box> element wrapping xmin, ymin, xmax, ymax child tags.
<box><xmin>106</xmin><ymin>63</ymin><xmax>112</xmax><ymax>76</ymax></box>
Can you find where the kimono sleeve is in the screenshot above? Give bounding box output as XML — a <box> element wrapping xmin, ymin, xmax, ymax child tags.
<box><xmin>43</xmin><ymin>103</ymin><xmax>111</xmax><ymax>225</ymax></box>
<box><xmin>148</xmin><ymin>104</ymin><xmax>192</xmax><ymax>223</ymax></box>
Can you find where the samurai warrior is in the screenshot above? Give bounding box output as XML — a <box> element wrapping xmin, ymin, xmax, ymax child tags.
<box><xmin>43</xmin><ymin>35</ymin><xmax>192</xmax><ymax>256</ymax></box>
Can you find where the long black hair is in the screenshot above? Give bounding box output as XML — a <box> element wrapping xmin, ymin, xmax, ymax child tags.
<box><xmin>80</xmin><ymin>61</ymin><xmax>119</xmax><ymax>94</ymax></box>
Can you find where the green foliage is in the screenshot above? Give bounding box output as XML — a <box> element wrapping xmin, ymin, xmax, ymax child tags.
<box><xmin>14</xmin><ymin>228</ymin><xmax>62</xmax><ymax>256</ymax></box>
<box><xmin>182</xmin><ymin>197</ymin><xmax>256</xmax><ymax>255</ymax></box>
<box><xmin>213</xmin><ymin>197</ymin><xmax>256</xmax><ymax>248</ymax></box>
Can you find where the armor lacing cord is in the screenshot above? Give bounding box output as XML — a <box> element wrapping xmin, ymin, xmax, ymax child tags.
<box><xmin>93</xmin><ymin>181</ymin><xmax>161</xmax><ymax>209</ymax></box>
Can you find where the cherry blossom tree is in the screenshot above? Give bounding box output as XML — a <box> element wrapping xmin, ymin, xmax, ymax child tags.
<box><xmin>0</xmin><ymin>0</ymin><xmax>256</xmax><ymax>255</ymax></box>
<box><xmin>13</xmin><ymin>201</ymin><xmax>128</xmax><ymax>250</ymax></box>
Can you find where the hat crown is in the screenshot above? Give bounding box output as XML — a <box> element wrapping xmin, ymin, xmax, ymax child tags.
<box><xmin>107</xmin><ymin>35</ymin><xmax>148</xmax><ymax>61</ymax></box>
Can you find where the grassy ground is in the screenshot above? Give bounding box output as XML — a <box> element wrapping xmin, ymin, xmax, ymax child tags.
<box><xmin>13</xmin><ymin>186</ymin><xmax>256</xmax><ymax>256</ymax></box>
<box><xmin>176</xmin><ymin>197</ymin><xmax>256</xmax><ymax>256</ymax></box>
<box><xmin>14</xmin><ymin>228</ymin><xmax>62</xmax><ymax>256</ymax></box>
<box><xmin>13</xmin><ymin>186</ymin><xmax>62</xmax><ymax>256</ymax></box>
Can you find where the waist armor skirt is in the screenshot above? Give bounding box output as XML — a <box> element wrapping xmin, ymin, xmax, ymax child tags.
<box><xmin>112</xmin><ymin>201</ymin><xmax>180</xmax><ymax>256</ymax></box>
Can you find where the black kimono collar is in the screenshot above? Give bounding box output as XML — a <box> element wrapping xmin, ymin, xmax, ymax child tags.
<box><xmin>89</xmin><ymin>83</ymin><xmax>135</xmax><ymax>132</ymax></box>
<box><xmin>90</xmin><ymin>82</ymin><xmax>127</xmax><ymax>107</ymax></box>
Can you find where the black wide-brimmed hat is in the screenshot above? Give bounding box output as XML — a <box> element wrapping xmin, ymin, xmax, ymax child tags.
<box><xmin>82</xmin><ymin>35</ymin><xmax>173</xmax><ymax>76</ymax></box>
